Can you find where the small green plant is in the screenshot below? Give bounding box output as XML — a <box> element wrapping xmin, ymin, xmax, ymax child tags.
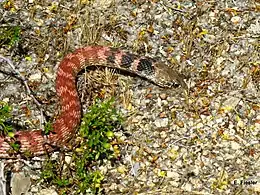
<box><xmin>0</xmin><ymin>101</ymin><xmax>13</xmax><ymax>137</ymax></box>
<box><xmin>0</xmin><ymin>26</ymin><xmax>21</xmax><ymax>48</ymax></box>
<box><xmin>0</xmin><ymin>102</ymin><xmax>23</xmax><ymax>153</ymax></box>
<box><xmin>78</xmin><ymin>97</ymin><xmax>122</xmax><ymax>161</ymax></box>
<box><xmin>41</xmin><ymin>159</ymin><xmax>71</xmax><ymax>187</ymax></box>
<box><xmin>44</xmin><ymin>121</ymin><xmax>53</xmax><ymax>135</ymax></box>
<box><xmin>41</xmin><ymin>98</ymin><xmax>123</xmax><ymax>194</ymax></box>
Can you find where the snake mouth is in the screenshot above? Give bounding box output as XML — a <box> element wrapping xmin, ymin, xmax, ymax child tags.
<box><xmin>154</xmin><ymin>80</ymin><xmax>181</xmax><ymax>88</ymax></box>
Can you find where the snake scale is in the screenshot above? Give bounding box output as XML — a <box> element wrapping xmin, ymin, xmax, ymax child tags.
<box><xmin>0</xmin><ymin>45</ymin><xmax>186</xmax><ymax>158</ymax></box>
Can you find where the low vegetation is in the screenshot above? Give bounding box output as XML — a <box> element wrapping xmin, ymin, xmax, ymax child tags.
<box><xmin>41</xmin><ymin>98</ymin><xmax>123</xmax><ymax>194</ymax></box>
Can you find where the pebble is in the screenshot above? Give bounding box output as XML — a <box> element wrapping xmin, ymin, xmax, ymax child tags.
<box><xmin>154</xmin><ymin>118</ymin><xmax>169</xmax><ymax>127</ymax></box>
<box><xmin>159</xmin><ymin>112</ymin><xmax>167</xmax><ymax>118</ymax></box>
<box><xmin>2</xmin><ymin>97</ymin><xmax>9</xmax><ymax>103</ymax></box>
<box><xmin>203</xmin><ymin>34</ymin><xmax>216</xmax><ymax>43</ymax></box>
<box><xmin>175</xmin><ymin>120</ymin><xmax>184</xmax><ymax>128</ymax></box>
<box><xmin>169</xmin><ymin>181</ymin><xmax>179</xmax><ymax>187</ymax></box>
<box><xmin>37</xmin><ymin>188</ymin><xmax>58</xmax><ymax>195</ymax></box>
<box><xmin>153</xmin><ymin>142</ymin><xmax>160</xmax><ymax>148</ymax></box>
<box><xmin>231</xmin><ymin>16</ymin><xmax>241</xmax><ymax>24</ymax></box>
<box><xmin>222</xmin><ymin>96</ymin><xmax>241</xmax><ymax>110</ymax></box>
<box><xmin>230</xmin><ymin>141</ymin><xmax>241</xmax><ymax>150</ymax></box>
<box><xmin>64</xmin><ymin>155</ymin><xmax>72</xmax><ymax>164</ymax></box>
<box><xmin>131</xmin><ymin>117</ymin><xmax>139</xmax><ymax>123</ymax></box>
<box><xmin>160</xmin><ymin>131</ymin><xmax>167</xmax><ymax>138</ymax></box>
<box><xmin>29</xmin><ymin>71</ymin><xmax>42</xmax><ymax>81</ymax></box>
<box><xmin>166</xmin><ymin>171</ymin><xmax>179</xmax><ymax>178</ymax></box>
<box><xmin>11</xmin><ymin>172</ymin><xmax>31</xmax><ymax>195</ymax></box>
<box><xmin>182</xmin><ymin>183</ymin><xmax>192</xmax><ymax>192</ymax></box>
<box><xmin>160</xmin><ymin>93</ymin><xmax>167</xmax><ymax>100</ymax></box>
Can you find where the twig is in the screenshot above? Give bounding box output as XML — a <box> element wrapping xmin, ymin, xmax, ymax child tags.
<box><xmin>161</xmin><ymin>0</ymin><xmax>187</xmax><ymax>15</ymax></box>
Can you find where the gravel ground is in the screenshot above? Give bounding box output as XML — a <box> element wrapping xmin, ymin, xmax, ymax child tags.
<box><xmin>0</xmin><ymin>0</ymin><xmax>259</xmax><ymax>194</ymax></box>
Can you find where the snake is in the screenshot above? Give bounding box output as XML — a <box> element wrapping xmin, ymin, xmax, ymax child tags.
<box><xmin>0</xmin><ymin>45</ymin><xmax>186</xmax><ymax>158</ymax></box>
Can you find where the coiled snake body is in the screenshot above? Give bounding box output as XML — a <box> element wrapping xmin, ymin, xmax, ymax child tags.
<box><xmin>0</xmin><ymin>45</ymin><xmax>185</xmax><ymax>158</ymax></box>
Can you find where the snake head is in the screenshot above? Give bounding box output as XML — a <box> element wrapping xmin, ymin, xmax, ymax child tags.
<box><xmin>152</xmin><ymin>62</ymin><xmax>187</xmax><ymax>89</ymax></box>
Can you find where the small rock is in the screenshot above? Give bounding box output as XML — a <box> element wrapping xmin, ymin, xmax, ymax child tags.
<box><xmin>169</xmin><ymin>181</ymin><xmax>179</xmax><ymax>187</ymax></box>
<box><xmin>159</xmin><ymin>112</ymin><xmax>167</xmax><ymax>118</ymax></box>
<box><xmin>29</xmin><ymin>71</ymin><xmax>42</xmax><ymax>81</ymax></box>
<box><xmin>231</xmin><ymin>141</ymin><xmax>241</xmax><ymax>150</ymax></box>
<box><xmin>160</xmin><ymin>93</ymin><xmax>167</xmax><ymax>100</ymax></box>
<box><xmin>216</xmin><ymin>57</ymin><xmax>225</xmax><ymax>66</ymax></box>
<box><xmin>65</xmin><ymin>155</ymin><xmax>72</xmax><ymax>164</ymax></box>
<box><xmin>130</xmin><ymin>162</ymin><xmax>140</xmax><ymax>176</ymax></box>
<box><xmin>37</xmin><ymin>188</ymin><xmax>58</xmax><ymax>195</ymax></box>
<box><xmin>131</xmin><ymin>117</ymin><xmax>139</xmax><ymax>123</ymax></box>
<box><xmin>222</xmin><ymin>96</ymin><xmax>240</xmax><ymax>111</ymax></box>
<box><xmin>216</xmin><ymin>117</ymin><xmax>223</xmax><ymax>124</ymax></box>
<box><xmin>231</xmin><ymin>16</ymin><xmax>241</xmax><ymax>24</ymax></box>
<box><xmin>154</xmin><ymin>118</ymin><xmax>168</xmax><ymax>127</ymax></box>
<box><xmin>153</xmin><ymin>142</ymin><xmax>160</xmax><ymax>148</ymax></box>
<box><xmin>30</xmin><ymin>186</ymin><xmax>39</xmax><ymax>193</ymax></box>
<box><xmin>196</xmin><ymin>123</ymin><xmax>204</xmax><ymax>128</ymax></box>
<box><xmin>147</xmin><ymin>180</ymin><xmax>155</xmax><ymax>187</ymax></box>
<box><xmin>175</xmin><ymin>160</ymin><xmax>183</xmax><ymax>167</ymax></box>
<box><xmin>160</xmin><ymin>131</ymin><xmax>167</xmax><ymax>138</ymax></box>
<box><xmin>167</xmin><ymin>149</ymin><xmax>178</xmax><ymax>160</ymax></box>
<box><xmin>11</xmin><ymin>172</ymin><xmax>31</xmax><ymax>195</ymax></box>
<box><xmin>175</xmin><ymin>120</ymin><xmax>184</xmax><ymax>128</ymax></box>
<box><xmin>2</xmin><ymin>97</ymin><xmax>9</xmax><ymax>103</ymax></box>
<box><xmin>182</xmin><ymin>183</ymin><xmax>192</xmax><ymax>192</ymax></box>
<box><xmin>248</xmin><ymin>20</ymin><xmax>260</xmax><ymax>34</ymax></box>
<box><xmin>166</xmin><ymin>171</ymin><xmax>179</xmax><ymax>178</ymax></box>
<box><xmin>203</xmin><ymin>34</ymin><xmax>216</xmax><ymax>43</ymax></box>
<box><xmin>237</xmin><ymin>120</ymin><xmax>245</xmax><ymax>128</ymax></box>
<box><xmin>192</xmin><ymin>166</ymin><xmax>200</xmax><ymax>176</ymax></box>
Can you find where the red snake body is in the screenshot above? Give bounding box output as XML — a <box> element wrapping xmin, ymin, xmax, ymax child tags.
<box><xmin>0</xmin><ymin>45</ymin><xmax>185</xmax><ymax>158</ymax></box>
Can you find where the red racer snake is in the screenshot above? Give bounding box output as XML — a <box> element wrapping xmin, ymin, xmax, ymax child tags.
<box><xmin>0</xmin><ymin>45</ymin><xmax>186</xmax><ymax>158</ymax></box>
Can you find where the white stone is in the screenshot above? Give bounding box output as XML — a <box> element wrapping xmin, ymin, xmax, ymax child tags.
<box><xmin>237</xmin><ymin>120</ymin><xmax>245</xmax><ymax>128</ymax></box>
<box><xmin>153</xmin><ymin>142</ymin><xmax>160</xmax><ymax>148</ymax></box>
<box><xmin>203</xmin><ymin>34</ymin><xmax>216</xmax><ymax>43</ymax></box>
<box><xmin>166</xmin><ymin>171</ymin><xmax>179</xmax><ymax>178</ymax></box>
<box><xmin>231</xmin><ymin>16</ymin><xmax>241</xmax><ymax>24</ymax></box>
<box><xmin>231</xmin><ymin>141</ymin><xmax>241</xmax><ymax>150</ymax></box>
<box><xmin>182</xmin><ymin>183</ymin><xmax>192</xmax><ymax>192</ymax></box>
<box><xmin>222</xmin><ymin>96</ymin><xmax>240</xmax><ymax>110</ymax></box>
<box><xmin>160</xmin><ymin>131</ymin><xmax>167</xmax><ymax>138</ymax></box>
<box><xmin>169</xmin><ymin>181</ymin><xmax>179</xmax><ymax>187</ymax></box>
<box><xmin>29</xmin><ymin>71</ymin><xmax>42</xmax><ymax>81</ymax></box>
<box><xmin>175</xmin><ymin>160</ymin><xmax>183</xmax><ymax>167</ymax></box>
<box><xmin>2</xmin><ymin>98</ymin><xmax>9</xmax><ymax>103</ymax></box>
<box><xmin>11</xmin><ymin>172</ymin><xmax>31</xmax><ymax>195</ymax></box>
<box><xmin>65</xmin><ymin>155</ymin><xmax>72</xmax><ymax>164</ymax></box>
<box><xmin>248</xmin><ymin>20</ymin><xmax>260</xmax><ymax>34</ymax></box>
<box><xmin>37</xmin><ymin>188</ymin><xmax>58</xmax><ymax>195</ymax></box>
<box><xmin>216</xmin><ymin>57</ymin><xmax>225</xmax><ymax>66</ymax></box>
<box><xmin>196</xmin><ymin>123</ymin><xmax>204</xmax><ymax>128</ymax></box>
<box><xmin>154</xmin><ymin>118</ymin><xmax>168</xmax><ymax>127</ymax></box>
